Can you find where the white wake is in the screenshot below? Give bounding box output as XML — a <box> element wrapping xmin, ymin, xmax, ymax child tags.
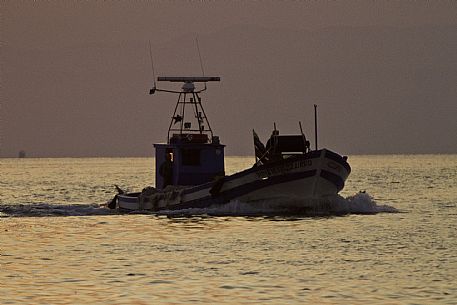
<box><xmin>156</xmin><ymin>192</ymin><xmax>398</xmax><ymax>217</ymax></box>
<box><xmin>0</xmin><ymin>192</ymin><xmax>397</xmax><ymax>217</ymax></box>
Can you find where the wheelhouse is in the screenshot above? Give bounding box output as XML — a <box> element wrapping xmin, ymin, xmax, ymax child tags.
<box><xmin>151</xmin><ymin>76</ymin><xmax>225</xmax><ymax>189</ymax></box>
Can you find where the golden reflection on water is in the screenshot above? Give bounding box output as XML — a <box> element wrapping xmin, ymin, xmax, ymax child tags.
<box><xmin>2</xmin><ymin>212</ymin><xmax>456</xmax><ymax>304</ymax></box>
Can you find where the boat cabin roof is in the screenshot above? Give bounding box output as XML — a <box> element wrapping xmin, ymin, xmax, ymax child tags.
<box><xmin>267</xmin><ymin>134</ymin><xmax>310</xmax><ymax>154</ymax></box>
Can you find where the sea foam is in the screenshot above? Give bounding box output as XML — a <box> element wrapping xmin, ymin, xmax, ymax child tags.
<box><xmin>156</xmin><ymin>192</ymin><xmax>398</xmax><ymax>217</ymax></box>
<box><xmin>0</xmin><ymin>192</ymin><xmax>397</xmax><ymax>217</ymax></box>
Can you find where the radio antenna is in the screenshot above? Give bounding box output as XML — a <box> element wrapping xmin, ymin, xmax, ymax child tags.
<box><xmin>195</xmin><ymin>37</ymin><xmax>206</xmax><ymax>90</ymax></box>
<box><xmin>148</xmin><ymin>40</ymin><xmax>157</xmax><ymax>94</ymax></box>
<box><xmin>195</xmin><ymin>37</ymin><xmax>205</xmax><ymax>76</ymax></box>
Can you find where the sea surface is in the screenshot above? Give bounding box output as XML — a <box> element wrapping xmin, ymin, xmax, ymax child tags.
<box><xmin>1</xmin><ymin>155</ymin><xmax>456</xmax><ymax>304</ymax></box>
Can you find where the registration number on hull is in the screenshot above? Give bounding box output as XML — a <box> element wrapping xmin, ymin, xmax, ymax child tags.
<box><xmin>256</xmin><ymin>159</ymin><xmax>312</xmax><ymax>178</ymax></box>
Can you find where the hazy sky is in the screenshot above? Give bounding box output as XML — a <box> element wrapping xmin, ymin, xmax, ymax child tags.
<box><xmin>2</xmin><ymin>1</ymin><xmax>457</xmax><ymax>157</ymax></box>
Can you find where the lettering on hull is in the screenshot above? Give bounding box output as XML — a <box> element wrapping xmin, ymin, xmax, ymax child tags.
<box><xmin>256</xmin><ymin>159</ymin><xmax>312</xmax><ymax>178</ymax></box>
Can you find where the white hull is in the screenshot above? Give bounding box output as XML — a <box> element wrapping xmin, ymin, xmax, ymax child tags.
<box><xmin>117</xmin><ymin>149</ymin><xmax>350</xmax><ymax>213</ymax></box>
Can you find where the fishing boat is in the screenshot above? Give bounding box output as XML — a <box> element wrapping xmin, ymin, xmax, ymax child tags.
<box><xmin>109</xmin><ymin>76</ymin><xmax>351</xmax><ymax>213</ymax></box>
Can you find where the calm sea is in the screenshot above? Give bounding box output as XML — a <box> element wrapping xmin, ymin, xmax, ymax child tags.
<box><xmin>1</xmin><ymin>155</ymin><xmax>456</xmax><ymax>304</ymax></box>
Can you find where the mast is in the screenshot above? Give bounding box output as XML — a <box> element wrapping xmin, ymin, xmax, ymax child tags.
<box><xmin>151</xmin><ymin>76</ymin><xmax>220</xmax><ymax>144</ymax></box>
<box><xmin>314</xmin><ymin>104</ymin><xmax>318</xmax><ymax>150</ymax></box>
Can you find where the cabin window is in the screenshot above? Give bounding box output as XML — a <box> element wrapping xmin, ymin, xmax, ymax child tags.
<box><xmin>182</xmin><ymin>149</ymin><xmax>201</xmax><ymax>166</ymax></box>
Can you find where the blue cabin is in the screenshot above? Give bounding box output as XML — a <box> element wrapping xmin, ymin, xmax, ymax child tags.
<box><xmin>151</xmin><ymin>76</ymin><xmax>225</xmax><ymax>190</ymax></box>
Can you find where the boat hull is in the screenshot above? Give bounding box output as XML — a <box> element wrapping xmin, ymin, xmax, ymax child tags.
<box><xmin>116</xmin><ymin>149</ymin><xmax>350</xmax><ymax>213</ymax></box>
